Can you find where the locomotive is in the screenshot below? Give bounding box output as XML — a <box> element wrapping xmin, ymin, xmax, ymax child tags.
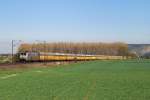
<box><xmin>19</xmin><ymin>52</ymin><xmax>126</xmax><ymax>62</ymax></box>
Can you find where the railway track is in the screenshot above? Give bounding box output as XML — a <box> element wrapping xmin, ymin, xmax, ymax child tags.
<box><xmin>0</xmin><ymin>61</ymin><xmax>77</xmax><ymax>69</ymax></box>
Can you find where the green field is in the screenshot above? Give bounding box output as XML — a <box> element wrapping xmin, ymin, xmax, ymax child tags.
<box><xmin>0</xmin><ymin>60</ymin><xmax>150</xmax><ymax>100</ymax></box>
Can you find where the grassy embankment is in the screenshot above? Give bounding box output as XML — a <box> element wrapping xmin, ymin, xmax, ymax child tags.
<box><xmin>0</xmin><ymin>56</ymin><xmax>11</xmax><ymax>63</ymax></box>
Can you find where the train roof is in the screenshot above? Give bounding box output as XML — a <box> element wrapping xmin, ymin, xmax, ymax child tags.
<box><xmin>39</xmin><ymin>52</ymin><xmax>96</xmax><ymax>56</ymax></box>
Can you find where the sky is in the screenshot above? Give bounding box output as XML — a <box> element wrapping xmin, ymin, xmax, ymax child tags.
<box><xmin>0</xmin><ymin>0</ymin><xmax>150</xmax><ymax>53</ymax></box>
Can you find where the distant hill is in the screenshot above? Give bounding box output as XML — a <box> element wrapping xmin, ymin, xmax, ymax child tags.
<box><xmin>128</xmin><ymin>44</ymin><xmax>150</xmax><ymax>56</ymax></box>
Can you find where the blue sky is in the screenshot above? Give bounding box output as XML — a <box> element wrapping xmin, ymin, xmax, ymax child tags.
<box><xmin>0</xmin><ymin>0</ymin><xmax>150</xmax><ymax>53</ymax></box>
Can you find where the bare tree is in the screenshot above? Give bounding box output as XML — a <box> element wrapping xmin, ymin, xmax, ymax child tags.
<box><xmin>18</xmin><ymin>42</ymin><xmax>129</xmax><ymax>56</ymax></box>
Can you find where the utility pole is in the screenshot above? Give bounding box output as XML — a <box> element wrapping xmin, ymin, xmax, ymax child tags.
<box><xmin>12</xmin><ymin>40</ymin><xmax>14</xmax><ymax>63</ymax></box>
<box><xmin>11</xmin><ymin>40</ymin><xmax>22</xmax><ymax>64</ymax></box>
<box><xmin>44</xmin><ymin>41</ymin><xmax>47</xmax><ymax>65</ymax></box>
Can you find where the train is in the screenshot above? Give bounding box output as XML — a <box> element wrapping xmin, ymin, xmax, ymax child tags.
<box><xmin>19</xmin><ymin>52</ymin><xmax>126</xmax><ymax>62</ymax></box>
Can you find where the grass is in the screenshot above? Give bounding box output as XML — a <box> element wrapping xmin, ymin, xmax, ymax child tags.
<box><xmin>0</xmin><ymin>56</ymin><xmax>11</xmax><ymax>63</ymax></box>
<box><xmin>0</xmin><ymin>60</ymin><xmax>150</xmax><ymax>100</ymax></box>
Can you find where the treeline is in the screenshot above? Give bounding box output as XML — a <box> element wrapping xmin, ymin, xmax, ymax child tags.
<box><xmin>18</xmin><ymin>42</ymin><xmax>131</xmax><ymax>56</ymax></box>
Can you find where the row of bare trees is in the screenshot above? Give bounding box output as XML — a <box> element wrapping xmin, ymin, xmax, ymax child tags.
<box><xmin>18</xmin><ymin>42</ymin><xmax>129</xmax><ymax>56</ymax></box>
